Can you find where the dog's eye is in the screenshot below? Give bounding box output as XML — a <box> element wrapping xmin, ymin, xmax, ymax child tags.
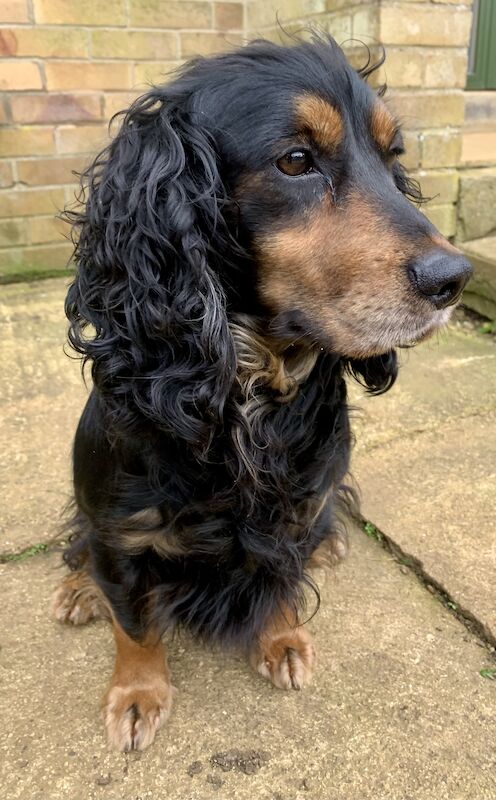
<box><xmin>276</xmin><ymin>150</ymin><xmax>314</xmax><ymax>176</ymax></box>
<box><xmin>388</xmin><ymin>133</ymin><xmax>405</xmax><ymax>159</ymax></box>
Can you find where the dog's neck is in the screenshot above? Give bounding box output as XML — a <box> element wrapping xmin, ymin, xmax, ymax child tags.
<box><xmin>230</xmin><ymin>313</ymin><xmax>321</xmax><ymax>405</ymax></box>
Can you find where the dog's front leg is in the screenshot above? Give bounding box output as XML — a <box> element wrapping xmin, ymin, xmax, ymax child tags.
<box><xmin>102</xmin><ymin>618</ymin><xmax>175</xmax><ymax>751</ymax></box>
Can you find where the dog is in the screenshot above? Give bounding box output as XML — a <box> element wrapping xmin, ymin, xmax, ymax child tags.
<box><xmin>53</xmin><ymin>34</ymin><xmax>472</xmax><ymax>751</ymax></box>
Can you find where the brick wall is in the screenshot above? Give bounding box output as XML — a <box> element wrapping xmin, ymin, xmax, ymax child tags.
<box><xmin>0</xmin><ymin>0</ymin><xmax>243</xmax><ymax>281</ymax></box>
<box><xmin>246</xmin><ymin>0</ymin><xmax>474</xmax><ymax>239</ymax></box>
<box><xmin>0</xmin><ymin>0</ymin><xmax>475</xmax><ymax>280</ymax></box>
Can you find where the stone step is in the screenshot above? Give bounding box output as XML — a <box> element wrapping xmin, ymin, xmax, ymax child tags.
<box><xmin>457</xmin><ymin>166</ymin><xmax>496</xmax><ymax>242</ymax></box>
<box><xmin>460</xmin><ymin>235</ymin><xmax>496</xmax><ymax>319</ymax></box>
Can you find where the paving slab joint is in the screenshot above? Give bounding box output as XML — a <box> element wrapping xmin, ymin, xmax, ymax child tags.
<box><xmin>356</xmin><ymin>514</ymin><xmax>496</xmax><ymax>655</ymax></box>
<box><xmin>0</xmin><ymin>535</ymin><xmax>66</xmax><ymax>565</ymax></box>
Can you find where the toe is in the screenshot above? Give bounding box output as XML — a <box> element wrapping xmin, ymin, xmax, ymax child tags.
<box><xmin>103</xmin><ymin>685</ymin><xmax>174</xmax><ymax>751</ymax></box>
<box><xmin>253</xmin><ymin>631</ymin><xmax>316</xmax><ymax>690</ymax></box>
<box><xmin>52</xmin><ymin>573</ymin><xmax>106</xmax><ymax>626</ymax></box>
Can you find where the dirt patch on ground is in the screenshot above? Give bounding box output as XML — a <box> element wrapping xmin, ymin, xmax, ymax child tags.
<box><xmin>210</xmin><ymin>749</ymin><xmax>270</xmax><ymax>775</ymax></box>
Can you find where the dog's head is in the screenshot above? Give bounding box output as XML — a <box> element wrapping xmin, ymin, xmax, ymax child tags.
<box><xmin>209</xmin><ymin>37</ymin><xmax>472</xmax><ymax>357</ymax></box>
<box><xmin>67</xmin><ymin>36</ymin><xmax>472</xmax><ymax>444</ymax></box>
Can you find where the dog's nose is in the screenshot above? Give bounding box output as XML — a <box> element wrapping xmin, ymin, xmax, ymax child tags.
<box><xmin>408</xmin><ymin>250</ymin><xmax>473</xmax><ymax>309</ymax></box>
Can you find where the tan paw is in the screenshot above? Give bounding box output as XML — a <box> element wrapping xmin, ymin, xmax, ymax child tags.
<box><xmin>308</xmin><ymin>528</ymin><xmax>349</xmax><ymax>570</ymax></box>
<box><xmin>251</xmin><ymin>628</ymin><xmax>316</xmax><ymax>690</ymax></box>
<box><xmin>52</xmin><ymin>571</ymin><xmax>108</xmax><ymax>626</ymax></box>
<box><xmin>328</xmin><ymin>528</ymin><xmax>349</xmax><ymax>564</ymax></box>
<box><xmin>103</xmin><ymin>682</ymin><xmax>174</xmax><ymax>751</ymax></box>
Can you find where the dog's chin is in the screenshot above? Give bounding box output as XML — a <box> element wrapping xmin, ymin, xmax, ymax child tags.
<box><xmin>395</xmin><ymin>306</ymin><xmax>454</xmax><ymax>350</ymax></box>
<box><xmin>270</xmin><ymin>304</ymin><xmax>454</xmax><ymax>359</ymax></box>
<box><xmin>333</xmin><ymin>305</ymin><xmax>455</xmax><ymax>360</ymax></box>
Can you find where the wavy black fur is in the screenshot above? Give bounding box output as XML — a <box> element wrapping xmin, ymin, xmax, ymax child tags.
<box><xmin>63</xmin><ymin>34</ymin><xmax>401</xmax><ymax>647</ymax></box>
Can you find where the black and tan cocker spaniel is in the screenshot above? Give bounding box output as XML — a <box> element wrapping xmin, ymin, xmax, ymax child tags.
<box><xmin>53</xmin><ymin>34</ymin><xmax>472</xmax><ymax>751</ymax></box>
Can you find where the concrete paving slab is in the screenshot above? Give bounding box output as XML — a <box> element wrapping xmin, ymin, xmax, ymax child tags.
<box><xmin>350</xmin><ymin>328</ymin><xmax>496</xmax><ymax>454</ymax></box>
<box><xmin>1</xmin><ymin>528</ymin><xmax>495</xmax><ymax>800</ymax></box>
<box><xmin>0</xmin><ymin>279</ymin><xmax>87</xmax><ymax>554</ymax></box>
<box><xmin>0</xmin><ymin>279</ymin><xmax>81</xmax><ymax>406</ymax></box>
<box><xmin>353</xmin><ymin>411</ymin><xmax>496</xmax><ymax>642</ymax></box>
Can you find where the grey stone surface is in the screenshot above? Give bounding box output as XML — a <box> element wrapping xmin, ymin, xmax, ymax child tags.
<box><xmin>457</xmin><ymin>167</ymin><xmax>496</xmax><ymax>242</ymax></box>
<box><xmin>0</xmin><ymin>279</ymin><xmax>87</xmax><ymax>554</ymax></box>
<box><xmin>354</xmin><ymin>411</ymin><xmax>496</xmax><ymax>641</ymax></box>
<box><xmin>351</xmin><ymin>329</ymin><xmax>496</xmax><ymax>641</ymax></box>
<box><xmin>461</xmin><ymin>236</ymin><xmax>496</xmax><ymax>319</ymax></box>
<box><xmin>464</xmin><ymin>91</ymin><xmax>496</xmax><ymax>127</ymax></box>
<box><xmin>1</xmin><ymin>277</ymin><xmax>496</xmax><ymax>799</ymax></box>
<box><xmin>350</xmin><ymin>327</ymin><xmax>496</xmax><ymax>454</ymax></box>
<box><xmin>1</xmin><ymin>532</ymin><xmax>495</xmax><ymax>800</ymax></box>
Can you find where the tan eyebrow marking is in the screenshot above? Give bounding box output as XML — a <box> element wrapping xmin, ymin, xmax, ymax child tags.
<box><xmin>295</xmin><ymin>94</ymin><xmax>343</xmax><ymax>151</ymax></box>
<box><xmin>370</xmin><ymin>100</ymin><xmax>399</xmax><ymax>151</ymax></box>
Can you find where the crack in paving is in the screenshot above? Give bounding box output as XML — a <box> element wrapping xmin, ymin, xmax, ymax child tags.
<box><xmin>357</xmin><ymin>514</ymin><xmax>496</xmax><ymax>655</ymax></box>
<box><xmin>0</xmin><ymin>534</ymin><xmax>66</xmax><ymax>564</ymax></box>
<box><xmin>4</xmin><ymin>511</ymin><xmax>495</xmax><ymax>664</ymax></box>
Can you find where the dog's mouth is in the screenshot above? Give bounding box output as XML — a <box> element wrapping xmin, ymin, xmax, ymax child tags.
<box><xmin>395</xmin><ymin>306</ymin><xmax>453</xmax><ymax>350</ymax></box>
<box><xmin>268</xmin><ymin>301</ymin><xmax>454</xmax><ymax>359</ymax></box>
<box><xmin>335</xmin><ymin>303</ymin><xmax>455</xmax><ymax>358</ymax></box>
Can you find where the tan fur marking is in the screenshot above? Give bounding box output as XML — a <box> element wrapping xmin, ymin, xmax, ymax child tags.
<box><xmin>307</xmin><ymin>529</ymin><xmax>349</xmax><ymax>570</ymax></box>
<box><xmin>255</xmin><ymin>191</ymin><xmax>422</xmax><ymax>357</ymax></box>
<box><xmin>229</xmin><ymin>315</ymin><xmax>319</xmax><ymax>481</ymax></box>
<box><xmin>52</xmin><ymin>570</ymin><xmax>110</xmax><ymax>625</ymax></box>
<box><xmin>118</xmin><ymin>507</ymin><xmax>186</xmax><ymax>558</ymax></box>
<box><xmin>249</xmin><ymin>607</ymin><xmax>315</xmax><ymax>690</ymax></box>
<box><xmin>231</xmin><ymin>315</ymin><xmax>318</xmax><ymax>404</ymax></box>
<box><xmin>295</xmin><ymin>94</ymin><xmax>343</xmax><ymax>151</ymax></box>
<box><xmin>430</xmin><ymin>233</ymin><xmax>462</xmax><ymax>255</ymax></box>
<box><xmin>103</xmin><ymin>618</ymin><xmax>174</xmax><ymax>751</ymax></box>
<box><xmin>370</xmin><ymin>100</ymin><xmax>398</xmax><ymax>152</ymax></box>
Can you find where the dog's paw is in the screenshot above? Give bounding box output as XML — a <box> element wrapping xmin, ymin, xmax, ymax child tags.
<box><xmin>327</xmin><ymin>528</ymin><xmax>349</xmax><ymax>564</ymax></box>
<box><xmin>52</xmin><ymin>571</ymin><xmax>107</xmax><ymax>626</ymax></box>
<box><xmin>251</xmin><ymin>628</ymin><xmax>316</xmax><ymax>690</ymax></box>
<box><xmin>103</xmin><ymin>682</ymin><xmax>174</xmax><ymax>751</ymax></box>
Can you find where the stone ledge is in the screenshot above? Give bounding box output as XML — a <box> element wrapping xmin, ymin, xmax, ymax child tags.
<box><xmin>461</xmin><ymin>236</ymin><xmax>496</xmax><ymax>319</ymax></box>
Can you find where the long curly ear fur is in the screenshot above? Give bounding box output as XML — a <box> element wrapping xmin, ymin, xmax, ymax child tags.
<box><xmin>65</xmin><ymin>91</ymin><xmax>236</xmax><ymax>453</ymax></box>
<box><xmin>345</xmin><ymin>351</ymin><xmax>398</xmax><ymax>395</ymax></box>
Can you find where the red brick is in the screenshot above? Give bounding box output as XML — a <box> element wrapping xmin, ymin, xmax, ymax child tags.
<box><xmin>0</xmin><ymin>27</ymin><xmax>88</xmax><ymax>58</ymax></box>
<box><xmin>0</xmin><ymin>243</ymin><xmax>73</xmax><ymax>278</ymax></box>
<box><xmin>27</xmin><ymin>214</ymin><xmax>67</xmax><ymax>244</ymax></box>
<box><xmin>103</xmin><ymin>92</ymin><xmax>140</xmax><ymax>120</ymax></box>
<box><xmin>133</xmin><ymin>60</ymin><xmax>181</xmax><ymax>86</ymax></box>
<box><xmin>0</xmin><ymin>218</ymin><xmax>27</xmax><ymax>247</ymax></box>
<box><xmin>130</xmin><ymin>0</ymin><xmax>212</xmax><ymax>29</ymax></box>
<box><xmin>10</xmin><ymin>94</ymin><xmax>103</xmax><ymax>124</ymax></box>
<box><xmin>0</xmin><ymin>97</ymin><xmax>9</xmax><ymax>125</ymax></box>
<box><xmin>214</xmin><ymin>2</ymin><xmax>243</xmax><ymax>30</ymax></box>
<box><xmin>33</xmin><ymin>0</ymin><xmax>126</xmax><ymax>26</ymax></box>
<box><xmin>180</xmin><ymin>32</ymin><xmax>243</xmax><ymax>58</ymax></box>
<box><xmin>91</xmin><ymin>29</ymin><xmax>178</xmax><ymax>60</ymax></box>
<box><xmin>0</xmin><ymin>0</ymin><xmax>29</xmax><ymax>23</ymax></box>
<box><xmin>0</xmin><ymin>127</ymin><xmax>55</xmax><ymax>158</ymax></box>
<box><xmin>17</xmin><ymin>156</ymin><xmax>86</xmax><ymax>186</ymax></box>
<box><xmin>0</xmin><ymin>61</ymin><xmax>43</xmax><ymax>91</ymax></box>
<box><xmin>0</xmin><ymin>161</ymin><xmax>15</xmax><ymax>188</ymax></box>
<box><xmin>0</xmin><ymin>188</ymin><xmax>65</xmax><ymax>218</ymax></box>
<box><xmin>55</xmin><ymin>124</ymin><xmax>110</xmax><ymax>155</ymax></box>
<box><xmin>45</xmin><ymin>61</ymin><xmax>131</xmax><ymax>91</ymax></box>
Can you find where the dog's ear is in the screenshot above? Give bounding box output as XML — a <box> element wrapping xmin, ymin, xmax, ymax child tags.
<box><xmin>65</xmin><ymin>90</ymin><xmax>236</xmax><ymax>453</ymax></box>
<box><xmin>345</xmin><ymin>351</ymin><xmax>398</xmax><ymax>395</ymax></box>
